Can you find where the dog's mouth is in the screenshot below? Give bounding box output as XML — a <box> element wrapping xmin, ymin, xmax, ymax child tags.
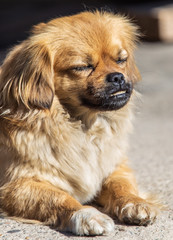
<box><xmin>80</xmin><ymin>82</ymin><xmax>133</xmax><ymax>111</ymax></box>
<box><xmin>108</xmin><ymin>89</ymin><xmax>129</xmax><ymax>98</ymax></box>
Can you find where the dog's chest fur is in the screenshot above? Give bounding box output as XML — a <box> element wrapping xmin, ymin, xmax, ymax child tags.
<box><xmin>1</xmin><ymin>102</ymin><xmax>132</xmax><ymax>204</ymax></box>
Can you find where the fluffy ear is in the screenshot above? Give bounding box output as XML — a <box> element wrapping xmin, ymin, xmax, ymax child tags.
<box><xmin>0</xmin><ymin>40</ymin><xmax>54</xmax><ymax>110</ymax></box>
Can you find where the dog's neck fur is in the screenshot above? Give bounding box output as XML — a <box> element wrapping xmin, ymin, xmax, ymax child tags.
<box><xmin>59</xmin><ymin>102</ymin><xmax>98</xmax><ymax>130</ymax></box>
<box><xmin>56</xmin><ymin>93</ymin><xmax>135</xmax><ymax>132</ymax></box>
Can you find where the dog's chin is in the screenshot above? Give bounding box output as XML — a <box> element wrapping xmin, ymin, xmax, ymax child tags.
<box><xmin>81</xmin><ymin>93</ymin><xmax>131</xmax><ymax>111</ymax></box>
<box><xmin>80</xmin><ymin>85</ymin><xmax>133</xmax><ymax>111</ymax></box>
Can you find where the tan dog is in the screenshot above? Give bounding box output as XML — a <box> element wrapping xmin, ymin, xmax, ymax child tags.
<box><xmin>0</xmin><ymin>11</ymin><xmax>159</xmax><ymax>235</ymax></box>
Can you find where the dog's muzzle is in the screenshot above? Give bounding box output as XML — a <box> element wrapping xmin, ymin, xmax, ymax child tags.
<box><xmin>81</xmin><ymin>72</ymin><xmax>133</xmax><ymax>111</ymax></box>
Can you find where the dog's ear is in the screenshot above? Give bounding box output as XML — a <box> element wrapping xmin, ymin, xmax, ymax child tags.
<box><xmin>0</xmin><ymin>40</ymin><xmax>54</xmax><ymax>110</ymax></box>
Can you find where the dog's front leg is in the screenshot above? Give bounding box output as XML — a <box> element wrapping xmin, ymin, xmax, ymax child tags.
<box><xmin>96</xmin><ymin>163</ymin><xmax>159</xmax><ymax>226</ymax></box>
<box><xmin>0</xmin><ymin>177</ymin><xmax>114</xmax><ymax>235</ymax></box>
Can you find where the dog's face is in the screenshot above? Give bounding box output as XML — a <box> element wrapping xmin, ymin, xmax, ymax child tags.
<box><xmin>0</xmin><ymin>11</ymin><xmax>140</xmax><ymax>115</ymax></box>
<box><xmin>52</xmin><ymin>12</ymin><xmax>140</xmax><ymax>113</ymax></box>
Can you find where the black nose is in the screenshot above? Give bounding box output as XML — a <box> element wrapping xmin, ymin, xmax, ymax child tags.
<box><xmin>106</xmin><ymin>72</ymin><xmax>125</xmax><ymax>86</ymax></box>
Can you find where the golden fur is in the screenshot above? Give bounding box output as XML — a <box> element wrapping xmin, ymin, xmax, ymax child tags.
<box><xmin>0</xmin><ymin>11</ymin><xmax>160</xmax><ymax>235</ymax></box>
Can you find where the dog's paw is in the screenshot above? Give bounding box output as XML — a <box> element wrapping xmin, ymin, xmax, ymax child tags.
<box><xmin>117</xmin><ymin>198</ymin><xmax>159</xmax><ymax>226</ymax></box>
<box><xmin>68</xmin><ymin>207</ymin><xmax>115</xmax><ymax>236</ymax></box>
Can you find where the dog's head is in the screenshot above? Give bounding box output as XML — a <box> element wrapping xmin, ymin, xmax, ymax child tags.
<box><xmin>0</xmin><ymin>11</ymin><xmax>140</xmax><ymax>116</ymax></box>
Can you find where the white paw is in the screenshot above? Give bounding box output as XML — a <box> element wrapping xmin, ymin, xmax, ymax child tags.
<box><xmin>119</xmin><ymin>201</ymin><xmax>158</xmax><ymax>226</ymax></box>
<box><xmin>68</xmin><ymin>207</ymin><xmax>115</xmax><ymax>236</ymax></box>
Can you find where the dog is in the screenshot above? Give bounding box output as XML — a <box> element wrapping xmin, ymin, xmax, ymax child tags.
<box><xmin>0</xmin><ymin>11</ymin><xmax>160</xmax><ymax>235</ymax></box>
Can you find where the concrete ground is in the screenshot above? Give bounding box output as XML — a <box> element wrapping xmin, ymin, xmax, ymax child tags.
<box><xmin>0</xmin><ymin>42</ymin><xmax>173</xmax><ymax>239</ymax></box>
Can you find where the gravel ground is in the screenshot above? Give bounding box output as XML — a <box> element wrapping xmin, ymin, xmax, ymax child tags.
<box><xmin>0</xmin><ymin>42</ymin><xmax>173</xmax><ymax>239</ymax></box>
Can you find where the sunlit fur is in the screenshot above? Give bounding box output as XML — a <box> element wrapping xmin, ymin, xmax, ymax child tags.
<box><xmin>0</xmin><ymin>11</ymin><xmax>160</xmax><ymax>236</ymax></box>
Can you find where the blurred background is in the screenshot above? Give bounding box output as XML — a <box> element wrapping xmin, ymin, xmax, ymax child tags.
<box><xmin>0</xmin><ymin>0</ymin><xmax>173</xmax><ymax>49</ymax></box>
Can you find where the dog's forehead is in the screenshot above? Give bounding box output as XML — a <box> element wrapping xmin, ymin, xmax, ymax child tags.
<box><xmin>60</xmin><ymin>28</ymin><xmax>125</xmax><ymax>54</ymax></box>
<box><xmin>54</xmin><ymin>37</ymin><xmax>127</xmax><ymax>68</ymax></box>
<box><xmin>51</xmin><ymin>13</ymin><xmax>132</xmax><ymax>66</ymax></box>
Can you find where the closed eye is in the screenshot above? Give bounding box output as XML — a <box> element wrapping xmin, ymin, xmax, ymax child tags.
<box><xmin>72</xmin><ymin>65</ymin><xmax>94</xmax><ymax>72</ymax></box>
<box><xmin>116</xmin><ymin>58</ymin><xmax>127</xmax><ymax>64</ymax></box>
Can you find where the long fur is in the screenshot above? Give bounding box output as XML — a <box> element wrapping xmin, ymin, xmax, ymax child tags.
<box><xmin>0</xmin><ymin>11</ymin><xmax>160</xmax><ymax>236</ymax></box>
